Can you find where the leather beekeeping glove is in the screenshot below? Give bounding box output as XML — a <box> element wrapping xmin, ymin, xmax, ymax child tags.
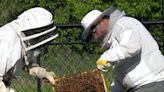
<box><xmin>29</xmin><ymin>67</ymin><xmax>56</xmax><ymax>85</ymax></box>
<box><xmin>96</xmin><ymin>60</ymin><xmax>111</xmax><ymax>72</ymax></box>
<box><xmin>96</xmin><ymin>53</ymin><xmax>112</xmax><ymax>72</ymax></box>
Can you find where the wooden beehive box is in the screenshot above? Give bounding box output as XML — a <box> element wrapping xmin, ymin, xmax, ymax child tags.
<box><xmin>53</xmin><ymin>68</ymin><xmax>107</xmax><ymax>92</ymax></box>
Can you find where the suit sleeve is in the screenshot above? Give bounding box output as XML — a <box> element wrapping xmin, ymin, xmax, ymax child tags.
<box><xmin>99</xmin><ymin>28</ymin><xmax>141</xmax><ymax>62</ymax></box>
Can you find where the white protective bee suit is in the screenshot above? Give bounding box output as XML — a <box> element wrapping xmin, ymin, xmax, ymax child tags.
<box><xmin>0</xmin><ymin>7</ymin><xmax>58</xmax><ymax>92</ymax></box>
<box><xmin>99</xmin><ymin>10</ymin><xmax>164</xmax><ymax>91</ymax></box>
<box><xmin>81</xmin><ymin>7</ymin><xmax>164</xmax><ymax>92</ymax></box>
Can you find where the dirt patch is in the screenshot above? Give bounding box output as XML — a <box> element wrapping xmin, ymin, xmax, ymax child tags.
<box><xmin>53</xmin><ymin>68</ymin><xmax>106</xmax><ymax>92</ymax></box>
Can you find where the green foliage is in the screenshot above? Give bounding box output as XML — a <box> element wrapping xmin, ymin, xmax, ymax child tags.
<box><xmin>38</xmin><ymin>0</ymin><xmax>163</xmax><ymax>53</ymax></box>
<box><xmin>0</xmin><ymin>0</ymin><xmax>163</xmax><ymax>53</ymax></box>
<box><xmin>0</xmin><ymin>0</ymin><xmax>35</xmax><ymax>26</ymax></box>
<box><xmin>115</xmin><ymin>0</ymin><xmax>162</xmax><ymax>21</ymax></box>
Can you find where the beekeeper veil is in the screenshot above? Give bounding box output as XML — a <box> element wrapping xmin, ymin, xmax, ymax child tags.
<box><xmin>11</xmin><ymin>7</ymin><xmax>58</xmax><ymax>64</ymax></box>
<box><xmin>81</xmin><ymin>7</ymin><xmax>125</xmax><ymax>48</ymax></box>
<box><xmin>101</xmin><ymin>9</ymin><xmax>125</xmax><ymax>48</ymax></box>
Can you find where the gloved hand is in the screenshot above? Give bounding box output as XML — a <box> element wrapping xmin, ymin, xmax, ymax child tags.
<box><xmin>29</xmin><ymin>67</ymin><xmax>56</xmax><ymax>85</ymax></box>
<box><xmin>44</xmin><ymin>71</ymin><xmax>56</xmax><ymax>85</ymax></box>
<box><xmin>96</xmin><ymin>60</ymin><xmax>111</xmax><ymax>72</ymax></box>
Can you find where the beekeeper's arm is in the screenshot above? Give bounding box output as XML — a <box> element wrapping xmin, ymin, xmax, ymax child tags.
<box><xmin>97</xmin><ymin>28</ymin><xmax>141</xmax><ymax>70</ymax></box>
<box><xmin>26</xmin><ymin>50</ymin><xmax>56</xmax><ymax>85</ymax></box>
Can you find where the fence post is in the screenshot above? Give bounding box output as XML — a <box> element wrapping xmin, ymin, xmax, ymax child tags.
<box><xmin>162</xmin><ymin>0</ymin><xmax>164</xmax><ymax>54</ymax></box>
<box><xmin>35</xmin><ymin>0</ymin><xmax>39</xmax><ymax>6</ymax></box>
<box><xmin>36</xmin><ymin>50</ymin><xmax>42</xmax><ymax>92</ymax></box>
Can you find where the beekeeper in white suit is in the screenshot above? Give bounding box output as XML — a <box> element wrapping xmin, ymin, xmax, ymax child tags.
<box><xmin>0</xmin><ymin>7</ymin><xmax>58</xmax><ymax>92</ymax></box>
<box><xmin>81</xmin><ymin>6</ymin><xmax>164</xmax><ymax>92</ymax></box>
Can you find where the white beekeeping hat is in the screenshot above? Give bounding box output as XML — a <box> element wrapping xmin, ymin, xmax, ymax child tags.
<box><xmin>81</xmin><ymin>7</ymin><xmax>116</xmax><ymax>41</ymax></box>
<box><xmin>11</xmin><ymin>7</ymin><xmax>59</xmax><ymax>52</ymax></box>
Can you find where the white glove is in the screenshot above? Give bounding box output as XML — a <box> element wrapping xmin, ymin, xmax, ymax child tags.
<box><xmin>29</xmin><ymin>67</ymin><xmax>56</xmax><ymax>85</ymax></box>
<box><xmin>44</xmin><ymin>72</ymin><xmax>56</xmax><ymax>85</ymax></box>
<box><xmin>96</xmin><ymin>60</ymin><xmax>111</xmax><ymax>72</ymax></box>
